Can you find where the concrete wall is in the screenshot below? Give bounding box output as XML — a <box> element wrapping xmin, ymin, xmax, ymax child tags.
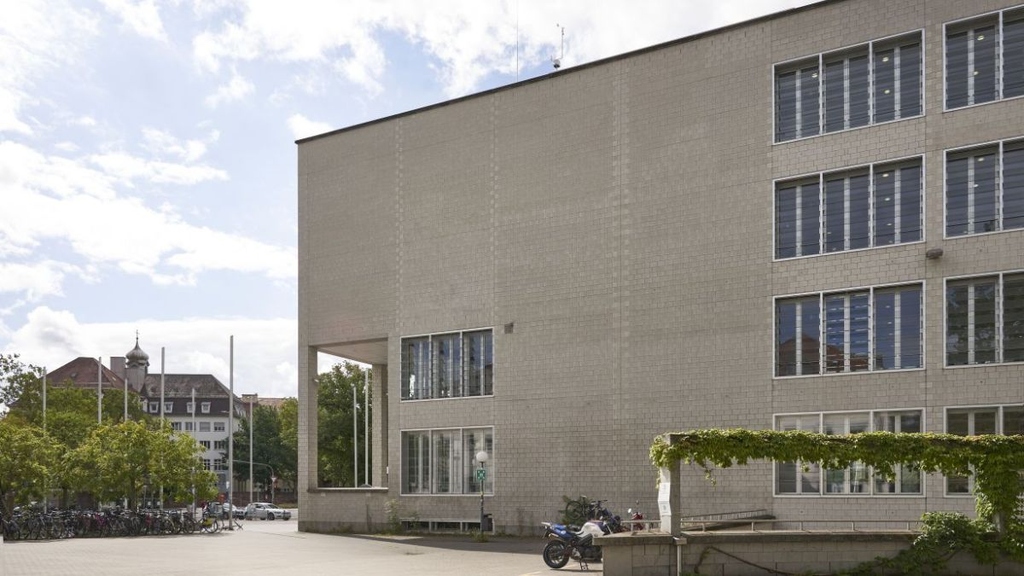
<box><xmin>297</xmin><ymin>0</ymin><xmax>1024</xmax><ymax>534</ymax></box>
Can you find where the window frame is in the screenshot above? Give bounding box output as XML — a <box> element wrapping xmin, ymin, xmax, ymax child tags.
<box><xmin>775</xmin><ymin>281</ymin><xmax>926</xmax><ymax>378</ymax></box>
<box><xmin>400</xmin><ymin>426</ymin><xmax>495</xmax><ymax>496</ymax></box>
<box><xmin>401</xmin><ymin>328</ymin><xmax>494</xmax><ymax>401</ymax></box>
<box><xmin>774</xmin><ymin>408</ymin><xmax>926</xmax><ymax>497</ymax></box>
<box><xmin>944</xmin><ymin>6</ymin><xmax>1024</xmax><ymax>111</ymax></box>
<box><xmin>201</xmin><ymin>402</ymin><xmax>211</xmax><ymax>414</ymax></box>
<box><xmin>774</xmin><ymin>29</ymin><xmax>925</xmax><ymax>144</ymax></box>
<box><xmin>944</xmin><ymin>269</ymin><xmax>1024</xmax><ymax>366</ymax></box>
<box><xmin>163</xmin><ymin>401</ymin><xmax>173</xmax><ymax>414</ymax></box>
<box><xmin>944</xmin><ymin>404</ymin><xmax>1024</xmax><ymax>496</ymax></box>
<box><xmin>774</xmin><ymin>155</ymin><xmax>926</xmax><ymax>260</ymax></box>
<box><xmin>213</xmin><ymin>421</ymin><xmax>226</xmax><ymax>432</ymax></box>
<box><xmin>944</xmin><ymin>137</ymin><xmax>1024</xmax><ymax>238</ymax></box>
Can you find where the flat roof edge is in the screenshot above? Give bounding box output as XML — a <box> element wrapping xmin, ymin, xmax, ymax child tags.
<box><xmin>294</xmin><ymin>0</ymin><xmax>838</xmax><ymax>145</ymax></box>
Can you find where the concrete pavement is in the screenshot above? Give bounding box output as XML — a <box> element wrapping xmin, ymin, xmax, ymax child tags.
<box><xmin>1</xmin><ymin>513</ymin><xmax>598</xmax><ymax>575</ymax></box>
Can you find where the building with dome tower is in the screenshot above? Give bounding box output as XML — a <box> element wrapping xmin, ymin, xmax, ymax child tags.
<box><xmin>44</xmin><ymin>337</ymin><xmax>246</xmax><ymax>492</ymax></box>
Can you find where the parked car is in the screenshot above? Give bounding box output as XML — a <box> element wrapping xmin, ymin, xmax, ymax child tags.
<box><xmin>246</xmin><ymin>502</ymin><xmax>291</xmax><ymax>520</ymax></box>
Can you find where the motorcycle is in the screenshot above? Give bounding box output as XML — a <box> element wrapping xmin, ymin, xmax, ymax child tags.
<box><xmin>541</xmin><ymin>501</ymin><xmax>626</xmax><ymax>569</ymax></box>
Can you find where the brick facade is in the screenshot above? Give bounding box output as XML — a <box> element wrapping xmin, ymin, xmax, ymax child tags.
<box><xmin>297</xmin><ymin>0</ymin><xmax>1024</xmax><ymax>534</ymax></box>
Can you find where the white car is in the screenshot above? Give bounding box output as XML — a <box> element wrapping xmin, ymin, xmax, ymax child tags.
<box><xmin>246</xmin><ymin>502</ymin><xmax>291</xmax><ymax>520</ymax></box>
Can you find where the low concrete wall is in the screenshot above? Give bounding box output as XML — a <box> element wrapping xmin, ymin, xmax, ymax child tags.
<box><xmin>598</xmin><ymin>532</ymin><xmax>677</xmax><ymax>576</ymax></box>
<box><xmin>299</xmin><ymin>487</ymin><xmax>391</xmax><ymax>534</ymax></box>
<box><xmin>599</xmin><ymin>530</ymin><xmax>1024</xmax><ymax>576</ymax></box>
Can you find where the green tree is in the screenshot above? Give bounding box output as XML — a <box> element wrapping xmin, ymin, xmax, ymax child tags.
<box><xmin>233</xmin><ymin>404</ymin><xmax>296</xmax><ymax>494</ymax></box>
<box><xmin>317</xmin><ymin>363</ymin><xmax>370</xmax><ymax>487</ymax></box>
<box><xmin>278</xmin><ymin>397</ymin><xmax>298</xmax><ymax>485</ymax></box>
<box><xmin>0</xmin><ymin>418</ymin><xmax>59</xmax><ymax>515</ymax></box>
<box><xmin>69</xmin><ymin>420</ymin><xmax>217</xmax><ymax>508</ymax></box>
<box><xmin>0</xmin><ymin>353</ymin><xmax>42</xmax><ymax>409</ymax></box>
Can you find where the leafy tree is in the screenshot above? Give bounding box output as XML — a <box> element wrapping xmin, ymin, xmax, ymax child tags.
<box><xmin>233</xmin><ymin>404</ymin><xmax>296</xmax><ymax>494</ymax></box>
<box><xmin>0</xmin><ymin>353</ymin><xmax>42</xmax><ymax>409</ymax></box>
<box><xmin>69</xmin><ymin>420</ymin><xmax>217</xmax><ymax>508</ymax></box>
<box><xmin>317</xmin><ymin>363</ymin><xmax>371</xmax><ymax>487</ymax></box>
<box><xmin>278</xmin><ymin>397</ymin><xmax>298</xmax><ymax>485</ymax></box>
<box><xmin>0</xmin><ymin>418</ymin><xmax>59</xmax><ymax>515</ymax></box>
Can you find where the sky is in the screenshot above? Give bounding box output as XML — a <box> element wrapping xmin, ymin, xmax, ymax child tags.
<box><xmin>1</xmin><ymin>0</ymin><xmax>818</xmax><ymax>401</ymax></box>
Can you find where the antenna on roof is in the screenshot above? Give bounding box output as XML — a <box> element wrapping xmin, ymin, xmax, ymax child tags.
<box><xmin>552</xmin><ymin>24</ymin><xmax>565</xmax><ymax>69</ymax></box>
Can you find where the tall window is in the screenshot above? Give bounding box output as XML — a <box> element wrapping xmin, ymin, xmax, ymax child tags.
<box><xmin>401</xmin><ymin>427</ymin><xmax>494</xmax><ymax>495</ymax></box>
<box><xmin>945</xmin><ymin>7</ymin><xmax>1024</xmax><ymax>109</ymax></box>
<box><xmin>775</xmin><ymin>32</ymin><xmax>922</xmax><ymax>142</ymax></box>
<box><xmin>775</xmin><ymin>415</ymin><xmax>821</xmax><ymax>495</ymax></box>
<box><xmin>946</xmin><ymin>272</ymin><xmax>1024</xmax><ymax>365</ymax></box>
<box><xmin>776</xmin><ymin>409</ymin><xmax>924</xmax><ymax>496</ymax></box>
<box><xmin>402</xmin><ymin>329</ymin><xmax>493</xmax><ymax>400</ymax></box>
<box><xmin>946</xmin><ymin>139</ymin><xmax>1024</xmax><ymax>237</ymax></box>
<box><xmin>946</xmin><ymin>405</ymin><xmax>1024</xmax><ymax>494</ymax></box>
<box><xmin>777</xmin><ymin>284</ymin><xmax>923</xmax><ymax>377</ymax></box>
<box><xmin>776</xmin><ymin>159</ymin><xmax>922</xmax><ymax>259</ymax></box>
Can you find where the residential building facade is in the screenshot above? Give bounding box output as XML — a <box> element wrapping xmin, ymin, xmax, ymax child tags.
<box><xmin>47</xmin><ymin>339</ymin><xmax>245</xmax><ymax>492</ymax></box>
<box><xmin>297</xmin><ymin>0</ymin><xmax>1024</xmax><ymax>534</ymax></box>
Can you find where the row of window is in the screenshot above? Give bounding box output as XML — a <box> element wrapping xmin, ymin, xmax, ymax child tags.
<box><xmin>776</xmin><ymin>273</ymin><xmax>1024</xmax><ymax>377</ymax></box>
<box><xmin>776</xmin><ymin>33</ymin><xmax>922</xmax><ymax>142</ymax></box>
<box><xmin>776</xmin><ymin>159</ymin><xmax>921</xmax><ymax>258</ymax></box>
<box><xmin>775</xmin><ymin>137</ymin><xmax>1024</xmax><ymax>260</ymax></box>
<box><xmin>197</xmin><ymin>440</ymin><xmax>229</xmax><ymax>451</ymax></box>
<box><xmin>401</xmin><ymin>427</ymin><xmax>493</xmax><ymax>495</ymax></box>
<box><xmin>775</xmin><ymin>6</ymin><xmax>1024</xmax><ymax>143</ymax></box>
<box><xmin>203</xmin><ymin>458</ymin><xmax>228</xmax><ymax>472</ymax></box>
<box><xmin>401</xmin><ymin>330</ymin><xmax>493</xmax><ymax>401</ymax></box>
<box><xmin>170</xmin><ymin>420</ymin><xmax>227</xmax><ymax>432</ymax></box>
<box><xmin>143</xmin><ymin>400</ymin><xmax>212</xmax><ymax>414</ymax></box>
<box><xmin>775</xmin><ymin>405</ymin><xmax>1024</xmax><ymax>496</ymax></box>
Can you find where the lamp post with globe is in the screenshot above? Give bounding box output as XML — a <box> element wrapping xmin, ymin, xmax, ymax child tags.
<box><xmin>475</xmin><ymin>450</ymin><xmax>489</xmax><ymax>535</ymax></box>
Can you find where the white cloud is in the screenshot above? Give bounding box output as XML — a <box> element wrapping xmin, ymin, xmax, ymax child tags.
<box><xmin>0</xmin><ymin>0</ymin><xmax>98</xmax><ymax>134</ymax></box>
<box><xmin>88</xmin><ymin>152</ymin><xmax>227</xmax><ymax>185</ymax></box>
<box><xmin>0</xmin><ymin>261</ymin><xmax>78</xmax><ymax>301</ymax></box>
<box><xmin>190</xmin><ymin>0</ymin><xmax>817</xmax><ymax>98</ymax></box>
<box><xmin>205</xmin><ymin>71</ymin><xmax>256</xmax><ymax>108</ymax></box>
<box><xmin>141</xmin><ymin>127</ymin><xmax>211</xmax><ymax>162</ymax></box>
<box><xmin>0</xmin><ymin>141</ymin><xmax>295</xmax><ymax>297</ymax></box>
<box><xmin>99</xmin><ymin>0</ymin><xmax>168</xmax><ymax>42</ymax></box>
<box><xmin>287</xmin><ymin>113</ymin><xmax>332</xmax><ymax>140</ymax></box>
<box><xmin>7</xmin><ymin>307</ymin><xmax>299</xmax><ymax>398</ymax></box>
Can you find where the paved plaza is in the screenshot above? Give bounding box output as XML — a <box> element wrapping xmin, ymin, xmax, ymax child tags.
<box><xmin>1</xmin><ymin>512</ymin><xmax>589</xmax><ymax>576</ymax></box>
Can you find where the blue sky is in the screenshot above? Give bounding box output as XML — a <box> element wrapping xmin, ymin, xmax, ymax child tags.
<box><xmin>1</xmin><ymin>0</ymin><xmax>815</xmax><ymax>400</ymax></box>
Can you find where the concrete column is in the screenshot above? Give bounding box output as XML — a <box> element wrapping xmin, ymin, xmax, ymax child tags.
<box><xmin>371</xmin><ymin>363</ymin><xmax>388</xmax><ymax>487</ymax></box>
<box><xmin>298</xmin><ymin>346</ymin><xmax>319</xmax><ymax>493</ymax></box>
<box><xmin>656</xmin><ymin>433</ymin><xmax>681</xmax><ymax>536</ymax></box>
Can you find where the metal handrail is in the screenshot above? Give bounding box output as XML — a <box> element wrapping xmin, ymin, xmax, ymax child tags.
<box><xmin>682</xmin><ymin>518</ymin><xmax>923</xmax><ymax>532</ymax></box>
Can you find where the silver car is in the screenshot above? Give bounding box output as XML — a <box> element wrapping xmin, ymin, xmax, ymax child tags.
<box><xmin>246</xmin><ymin>502</ymin><xmax>291</xmax><ymax>520</ymax></box>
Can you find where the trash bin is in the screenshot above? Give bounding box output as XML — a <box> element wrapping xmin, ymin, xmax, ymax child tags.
<box><xmin>482</xmin><ymin>514</ymin><xmax>493</xmax><ymax>532</ymax></box>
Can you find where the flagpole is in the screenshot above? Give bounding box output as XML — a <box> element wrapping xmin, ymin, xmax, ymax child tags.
<box><xmin>160</xmin><ymin>347</ymin><xmax>165</xmax><ymax>509</ymax></box>
<box><xmin>42</xmin><ymin>367</ymin><xmax>47</xmax><ymax>511</ymax></box>
<box><xmin>353</xmin><ymin>384</ymin><xmax>358</xmax><ymax>488</ymax></box>
<box><xmin>97</xmin><ymin>356</ymin><xmax>103</xmax><ymax>423</ymax></box>
<box><xmin>364</xmin><ymin>369</ymin><xmax>369</xmax><ymax>486</ymax></box>
<box><xmin>228</xmin><ymin>335</ymin><xmax>234</xmax><ymax>529</ymax></box>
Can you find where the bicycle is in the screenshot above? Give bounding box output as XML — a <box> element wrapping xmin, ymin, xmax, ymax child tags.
<box><xmin>198</xmin><ymin>512</ymin><xmax>221</xmax><ymax>534</ymax></box>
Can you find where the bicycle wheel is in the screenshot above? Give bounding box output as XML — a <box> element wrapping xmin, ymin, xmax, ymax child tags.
<box><xmin>564</xmin><ymin>500</ymin><xmax>586</xmax><ymax>526</ymax></box>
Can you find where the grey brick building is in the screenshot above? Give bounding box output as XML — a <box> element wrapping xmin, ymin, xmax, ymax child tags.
<box><xmin>296</xmin><ymin>0</ymin><xmax>1024</xmax><ymax>534</ymax></box>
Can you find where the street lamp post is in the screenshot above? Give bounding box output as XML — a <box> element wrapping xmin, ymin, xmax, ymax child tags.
<box><xmin>476</xmin><ymin>450</ymin><xmax>488</xmax><ymax>536</ymax></box>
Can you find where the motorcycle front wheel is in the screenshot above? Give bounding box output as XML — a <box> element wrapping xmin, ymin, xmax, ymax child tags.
<box><xmin>543</xmin><ymin>540</ymin><xmax>571</xmax><ymax>569</ymax></box>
